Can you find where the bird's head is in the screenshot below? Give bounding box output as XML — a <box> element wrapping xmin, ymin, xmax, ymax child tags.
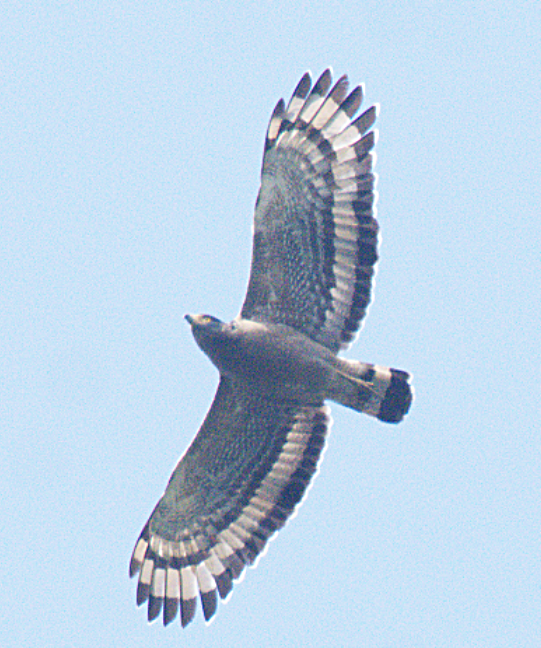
<box><xmin>185</xmin><ymin>313</ymin><xmax>228</xmax><ymax>353</ymax></box>
<box><xmin>185</xmin><ymin>313</ymin><xmax>223</xmax><ymax>330</ymax></box>
<box><xmin>185</xmin><ymin>313</ymin><xmax>243</xmax><ymax>370</ymax></box>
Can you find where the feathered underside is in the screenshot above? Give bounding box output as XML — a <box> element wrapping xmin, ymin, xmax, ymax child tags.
<box><xmin>241</xmin><ymin>68</ymin><xmax>380</xmax><ymax>352</ymax></box>
<box><xmin>130</xmin><ymin>70</ymin><xmax>409</xmax><ymax>630</ymax></box>
<box><xmin>130</xmin><ymin>378</ymin><xmax>331</xmax><ymax>627</ymax></box>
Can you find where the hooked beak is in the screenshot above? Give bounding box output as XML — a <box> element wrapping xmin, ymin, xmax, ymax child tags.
<box><xmin>184</xmin><ymin>314</ymin><xmax>194</xmax><ymax>325</ymax></box>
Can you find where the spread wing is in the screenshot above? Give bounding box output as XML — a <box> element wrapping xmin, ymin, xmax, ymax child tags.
<box><xmin>130</xmin><ymin>378</ymin><xmax>330</xmax><ymax>627</ymax></box>
<box><xmin>241</xmin><ymin>69</ymin><xmax>379</xmax><ymax>352</ymax></box>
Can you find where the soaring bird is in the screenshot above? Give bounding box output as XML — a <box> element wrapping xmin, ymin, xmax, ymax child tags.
<box><xmin>130</xmin><ymin>69</ymin><xmax>413</xmax><ymax>628</ymax></box>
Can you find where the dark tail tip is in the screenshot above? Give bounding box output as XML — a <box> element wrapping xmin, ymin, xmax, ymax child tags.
<box><xmin>377</xmin><ymin>369</ymin><xmax>414</xmax><ymax>423</ymax></box>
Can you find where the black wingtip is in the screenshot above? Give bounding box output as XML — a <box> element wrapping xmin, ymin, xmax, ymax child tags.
<box><xmin>201</xmin><ymin>589</ymin><xmax>218</xmax><ymax>621</ymax></box>
<box><xmin>293</xmin><ymin>71</ymin><xmax>312</xmax><ymax>99</ymax></box>
<box><xmin>147</xmin><ymin>594</ymin><xmax>163</xmax><ymax>622</ymax></box>
<box><xmin>180</xmin><ymin>597</ymin><xmax>197</xmax><ymax>628</ymax></box>
<box><xmin>312</xmin><ymin>68</ymin><xmax>333</xmax><ymax>96</ymax></box>
<box><xmin>163</xmin><ymin>597</ymin><xmax>179</xmax><ymax>626</ymax></box>
<box><xmin>129</xmin><ymin>558</ymin><xmax>139</xmax><ymax>578</ymax></box>
<box><xmin>136</xmin><ymin>581</ymin><xmax>150</xmax><ymax>606</ymax></box>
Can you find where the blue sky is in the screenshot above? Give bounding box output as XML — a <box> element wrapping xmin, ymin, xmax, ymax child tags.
<box><xmin>2</xmin><ymin>2</ymin><xmax>540</xmax><ymax>647</ymax></box>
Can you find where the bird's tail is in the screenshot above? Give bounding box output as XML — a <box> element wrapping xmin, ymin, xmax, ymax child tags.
<box><xmin>330</xmin><ymin>359</ymin><xmax>414</xmax><ymax>423</ymax></box>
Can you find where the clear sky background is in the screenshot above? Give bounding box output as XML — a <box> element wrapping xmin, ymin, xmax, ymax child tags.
<box><xmin>2</xmin><ymin>2</ymin><xmax>540</xmax><ymax>647</ymax></box>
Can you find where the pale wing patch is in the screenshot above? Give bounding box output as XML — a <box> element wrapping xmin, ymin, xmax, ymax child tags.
<box><xmin>266</xmin><ymin>100</ymin><xmax>286</xmax><ymax>144</ymax></box>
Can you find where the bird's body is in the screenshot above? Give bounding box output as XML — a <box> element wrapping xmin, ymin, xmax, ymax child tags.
<box><xmin>190</xmin><ymin>315</ymin><xmax>333</xmax><ymax>402</ymax></box>
<box><xmin>188</xmin><ymin>313</ymin><xmax>411</xmax><ymax>420</ymax></box>
<box><xmin>130</xmin><ymin>69</ymin><xmax>413</xmax><ymax>628</ymax></box>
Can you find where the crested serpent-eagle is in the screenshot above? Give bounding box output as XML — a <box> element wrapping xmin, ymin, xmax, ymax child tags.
<box><xmin>130</xmin><ymin>69</ymin><xmax>414</xmax><ymax>628</ymax></box>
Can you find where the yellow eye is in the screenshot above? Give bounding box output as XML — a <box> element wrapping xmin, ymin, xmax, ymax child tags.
<box><xmin>201</xmin><ymin>315</ymin><xmax>213</xmax><ymax>324</ymax></box>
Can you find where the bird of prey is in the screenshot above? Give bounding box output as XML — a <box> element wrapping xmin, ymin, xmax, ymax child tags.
<box><xmin>130</xmin><ymin>69</ymin><xmax>413</xmax><ymax>628</ymax></box>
